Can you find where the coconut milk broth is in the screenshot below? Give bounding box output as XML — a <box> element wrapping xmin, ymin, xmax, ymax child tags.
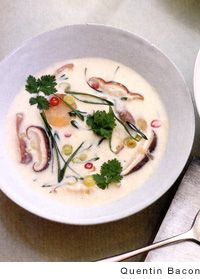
<box><xmin>6</xmin><ymin>57</ymin><xmax>168</xmax><ymax>206</ymax></box>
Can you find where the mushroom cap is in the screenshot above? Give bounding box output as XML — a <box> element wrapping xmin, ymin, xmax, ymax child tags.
<box><xmin>26</xmin><ymin>125</ymin><xmax>51</xmax><ymax>172</ymax></box>
<box><xmin>87</xmin><ymin>76</ymin><xmax>144</xmax><ymax>99</ymax></box>
<box><xmin>122</xmin><ymin>131</ymin><xmax>157</xmax><ymax>176</ymax></box>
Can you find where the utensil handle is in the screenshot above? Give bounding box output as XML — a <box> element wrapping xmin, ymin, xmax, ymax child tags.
<box><xmin>98</xmin><ymin>230</ymin><xmax>193</xmax><ymax>262</ymax></box>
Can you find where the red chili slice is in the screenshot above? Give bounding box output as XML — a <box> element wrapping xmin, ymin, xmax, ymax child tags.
<box><xmin>84</xmin><ymin>162</ymin><xmax>93</xmax><ymax>169</ymax></box>
<box><xmin>151</xmin><ymin>120</ymin><xmax>161</xmax><ymax>128</ymax></box>
<box><xmin>49</xmin><ymin>96</ymin><xmax>59</xmax><ymax>106</ymax></box>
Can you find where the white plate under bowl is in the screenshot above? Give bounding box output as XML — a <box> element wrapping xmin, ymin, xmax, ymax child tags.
<box><xmin>0</xmin><ymin>24</ymin><xmax>195</xmax><ymax>225</ymax></box>
<box><xmin>194</xmin><ymin>49</ymin><xmax>200</xmax><ymax>116</ymax></box>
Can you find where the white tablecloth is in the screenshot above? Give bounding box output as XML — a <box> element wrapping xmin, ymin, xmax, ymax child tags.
<box><xmin>146</xmin><ymin>158</ymin><xmax>200</xmax><ymax>261</ymax></box>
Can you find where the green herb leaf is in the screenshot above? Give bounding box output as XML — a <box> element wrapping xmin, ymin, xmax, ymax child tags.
<box><xmin>26</xmin><ymin>75</ymin><xmax>39</xmax><ymax>93</ymax></box>
<box><xmin>86</xmin><ymin>109</ymin><xmax>116</xmax><ymax>139</ymax></box>
<box><xmin>29</xmin><ymin>96</ymin><xmax>49</xmax><ymax>110</ymax></box>
<box><xmin>26</xmin><ymin>74</ymin><xmax>57</xmax><ymax>110</ymax></box>
<box><xmin>29</xmin><ymin>97</ymin><xmax>38</xmax><ymax>105</ymax></box>
<box><xmin>101</xmin><ymin>158</ymin><xmax>123</xmax><ymax>184</ymax></box>
<box><xmin>38</xmin><ymin>75</ymin><xmax>57</xmax><ymax>95</ymax></box>
<box><xmin>93</xmin><ymin>159</ymin><xmax>123</xmax><ymax>189</ymax></box>
<box><xmin>26</xmin><ymin>75</ymin><xmax>57</xmax><ymax>96</ymax></box>
<box><xmin>93</xmin><ymin>174</ymin><xmax>107</xmax><ymax>190</ymax></box>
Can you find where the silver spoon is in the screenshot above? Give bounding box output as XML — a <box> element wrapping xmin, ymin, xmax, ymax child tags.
<box><xmin>98</xmin><ymin>209</ymin><xmax>200</xmax><ymax>262</ymax></box>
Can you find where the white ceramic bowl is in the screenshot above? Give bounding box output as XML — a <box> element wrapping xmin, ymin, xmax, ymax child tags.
<box><xmin>0</xmin><ymin>25</ymin><xmax>195</xmax><ymax>225</ymax></box>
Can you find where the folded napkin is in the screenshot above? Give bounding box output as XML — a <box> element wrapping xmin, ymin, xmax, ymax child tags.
<box><xmin>146</xmin><ymin>157</ymin><xmax>200</xmax><ymax>261</ymax></box>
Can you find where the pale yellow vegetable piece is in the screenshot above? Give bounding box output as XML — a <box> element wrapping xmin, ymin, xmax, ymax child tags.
<box><xmin>63</xmin><ymin>95</ymin><xmax>76</xmax><ymax>106</ymax></box>
<box><xmin>83</xmin><ymin>175</ymin><xmax>96</xmax><ymax>187</ymax></box>
<box><xmin>62</xmin><ymin>144</ymin><xmax>73</xmax><ymax>156</ymax></box>
<box><xmin>79</xmin><ymin>153</ymin><xmax>87</xmax><ymax>161</ymax></box>
<box><xmin>124</xmin><ymin>137</ymin><xmax>137</xmax><ymax>148</ymax></box>
<box><xmin>136</xmin><ymin>118</ymin><xmax>147</xmax><ymax>131</ymax></box>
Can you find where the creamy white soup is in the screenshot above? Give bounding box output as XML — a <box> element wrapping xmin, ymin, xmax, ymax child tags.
<box><xmin>6</xmin><ymin>58</ymin><xmax>168</xmax><ymax>206</ymax></box>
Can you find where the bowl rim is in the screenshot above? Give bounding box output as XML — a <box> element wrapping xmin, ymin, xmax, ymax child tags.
<box><xmin>194</xmin><ymin>48</ymin><xmax>200</xmax><ymax>116</ymax></box>
<box><xmin>0</xmin><ymin>24</ymin><xmax>195</xmax><ymax>225</ymax></box>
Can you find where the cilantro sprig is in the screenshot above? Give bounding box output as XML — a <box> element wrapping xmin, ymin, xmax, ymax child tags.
<box><xmin>26</xmin><ymin>75</ymin><xmax>57</xmax><ymax>94</ymax></box>
<box><xmin>25</xmin><ymin>74</ymin><xmax>86</xmax><ymax>120</ymax></box>
<box><xmin>93</xmin><ymin>159</ymin><xmax>123</xmax><ymax>190</ymax></box>
<box><xmin>26</xmin><ymin>75</ymin><xmax>57</xmax><ymax>110</ymax></box>
<box><xmin>29</xmin><ymin>95</ymin><xmax>49</xmax><ymax>110</ymax></box>
<box><xmin>86</xmin><ymin>108</ymin><xmax>116</xmax><ymax>139</ymax></box>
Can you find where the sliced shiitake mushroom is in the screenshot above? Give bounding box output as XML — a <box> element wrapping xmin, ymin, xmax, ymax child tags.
<box><xmin>87</xmin><ymin>76</ymin><xmax>144</xmax><ymax>100</ymax></box>
<box><xmin>26</xmin><ymin>126</ymin><xmax>51</xmax><ymax>172</ymax></box>
<box><xmin>54</xmin><ymin>63</ymin><xmax>74</xmax><ymax>75</ymax></box>
<box><xmin>118</xmin><ymin>110</ymin><xmax>135</xmax><ymax>124</ymax></box>
<box><xmin>122</xmin><ymin>131</ymin><xmax>157</xmax><ymax>175</ymax></box>
<box><xmin>16</xmin><ymin>113</ymin><xmax>32</xmax><ymax>164</ymax></box>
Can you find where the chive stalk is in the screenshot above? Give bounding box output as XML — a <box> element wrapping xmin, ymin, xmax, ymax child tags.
<box><xmin>53</xmin><ymin>93</ymin><xmax>85</xmax><ymax>121</ymax></box>
<box><xmin>40</xmin><ymin>111</ymin><xmax>84</xmax><ymax>182</ymax></box>
<box><xmin>66</xmin><ymin>91</ymin><xmax>114</xmax><ymax>106</ymax></box>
